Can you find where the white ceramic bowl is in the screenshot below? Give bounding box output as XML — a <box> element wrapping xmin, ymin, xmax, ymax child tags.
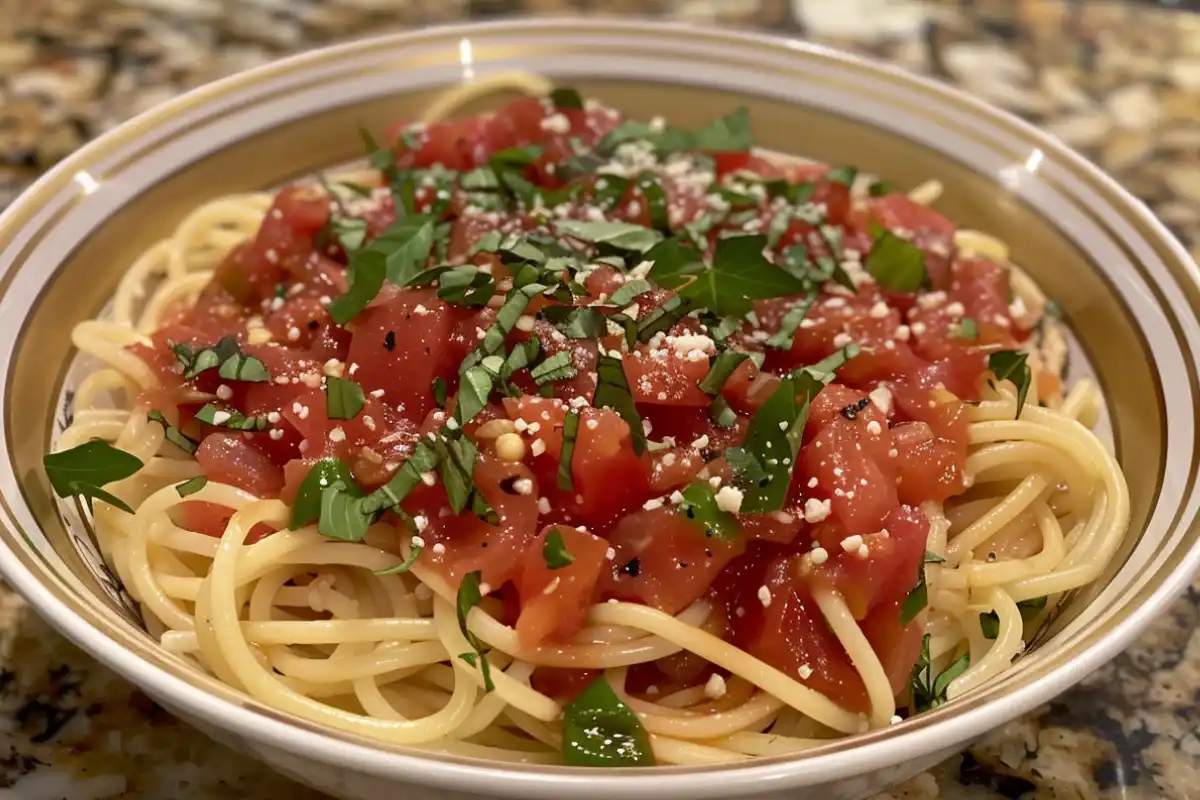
<box><xmin>1</xmin><ymin>19</ymin><xmax>1198</xmax><ymax>800</ymax></box>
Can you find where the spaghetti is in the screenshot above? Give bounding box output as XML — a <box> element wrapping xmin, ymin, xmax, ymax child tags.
<box><xmin>47</xmin><ymin>77</ymin><xmax>1129</xmax><ymax>766</ymax></box>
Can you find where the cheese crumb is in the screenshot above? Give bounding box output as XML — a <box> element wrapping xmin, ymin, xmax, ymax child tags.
<box><xmin>868</xmin><ymin>386</ymin><xmax>893</xmax><ymax>415</ymax></box>
<box><xmin>804</xmin><ymin>497</ymin><xmax>832</xmax><ymax>523</ymax></box>
<box><xmin>703</xmin><ymin>673</ymin><xmax>728</xmax><ymax>699</ymax></box>
<box><xmin>757</xmin><ymin>585</ymin><xmax>772</xmax><ymax>607</ymax></box>
<box><xmin>810</xmin><ymin>546</ymin><xmax>829</xmax><ymax>565</ymax></box>
<box><xmin>714</xmin><ymin>485</ymin><xmax>744</xmax><ymax>513</ymax></box>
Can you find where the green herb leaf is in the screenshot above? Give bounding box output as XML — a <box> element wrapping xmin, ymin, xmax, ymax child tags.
<box><xmin>553</xmin><ymin>220</ymin><xmax>664</xmax><ymax>254</ymax></box>
<box><xmin>868</xmin><ymin>180</ymin><xmax>892</xmax><ymax>197</ymax></box>
<box><xmin>542</xmin><ymin>528</ymin><xmax>575</xmax><ymax>570</ymax></box>
<box><xmin>456</xmin><ymin>571</ymin><xmax>495</xmax><ymax>692</ymax></box>
<box><xmin>375</xmin><ymin>540</ymin><xmax>423</xmax><ymax>575</ymax></box>
<box><xmin>824</xmin><ymin>165</ymin><xmax>858</xmax><ymax>187</ymax></box>
<box><xmin>499</xmin><ymin>340</ymin><xmax>541</xmax><ymax>393</ymax></box>
<box><xmin>558</xmin><ymin>410</ymin><xmax>580</xmax><ymax>491</ymax></box>
<box><xmin>432</xmin><ymin>376</ymin><xmax>448</xmax><ymax>407</ymax></box>
<box><xmin>866</xmin><ymin>222</ymin><xmax>927</xmax><ymax>292</ymax></box>
<box><xmin>174</xmin><ymin>476</ymin><xmax>207</xmax><ymax>497</ymax></box>
<box><xmin>924</xmin><ymin>551</ymin><xmax>946</xmax><ymax>564</ymax></box>
<box><xmin>644</xmin><ymin>238</ymin><xmax>705</xmax><ymax>290</ymax></box>
<box><xmin>325</xmin><ymin>376</ymin><xmax>366</xmax><ymax>421</ymax></box>
<box><xmin>328</xmin><ymin>248</ymin><xmax>387</xmax><ymax>324</ymax></box>
<box><xmin>490</xmin><ymin>145</ymin><xmax>544</xmax><ymax>170</ymax></box>
<box><xmin>677</xmin><ymin>235</ymin><xmax>809</xmax><ymax>318</ymax></box>
<box><xmin>725</xmin><ymin>346</ymin><xmax>857</xmax><ymax>512</ymax></box>
<box><xmin>456</xmin><ymin>366</ymin><xmax>494</xmax><ymax>426</ymax></box>
<box><xmin>548</xmin><ymin>87</ymin><xmax>584</xmax><ymax>110</ymax></box>
<box><xmin>635</xmin><ymin>172</ymin><xmax>670</xmax><ymax>231</ymax></box>
<box><xmin>562</xmin><ymin>678</ymin><xmax>655</xmax><ymax>766</ymax></box>
<box><xmin>710</xmin><ymin>395</ymin><xmax>739</xmax><ymax>429</ymax></box>
<box><xmin>330</xmin><ymin>216</ymin><xmax>369</xmax><ymax>252</ymax></box>
<box><xmin>979</xmin><ymin>596</ymin><xmax>1047</xmax><ymax>640</ymax></box>
<box><xmin>291</xmin><ymin>458</ymin><xmax>357</xmax><ymax>530</ymax></box>
<box><xmin>557</xmin><ymin>307</ymin><xmax>608</xmax><ymax>340</ymax></box>
<box><xmin>318</xmin><ymin>480</ymin><xmax>372</xmax><ymax>542</ymax></box>
<box><xmin>217</xmin><ymin>351</ymin><xmax>271</xmax><ymax>383</ymax></box>
<box><xmin>170</xmin><ymin>336</ymin><xmax>240</xmax><ymax>380</ymax></box>
<box><xmin>435</xmin><ymin>265</ymin><xmax>496</xmax><ymax>308</ymax></box>
<box><xmin>607</xmin><ymin>279</ymin><xmax>652</xmax><ymax>308</ymax></box>
<box><xmin>691</xmin><ymin>106</ymin><xmax>752</xmax><ymax>152</ymax></box>
<box><xmin>44</xmin><ymin>440</ymin><xmax>143</xmax><ymax>514</ymax></box>
<box><xmin>899</xmin><ymin>575</ymin><xmax>928</xmax><ymax>626</ymax></box>
<box><xmin>146</xmin><ymin>410</ymin><xmax>199</xmax><ymax>455</ymax></box>
<box><xmin>678</xmin><ymin>482</ymin><xmax>739</xmax><ymax>540</ymax></box>
<box><xmin>460</xmin><ymin>282</ymin><xmax>547</xmax><ymax>374</ymax></box>
<box><xmin>698</xmin><ymin>351</ymin><xmax>750</xmax><ymax>396</ymax></box>
<box><xmin>766</xmin><ymin>291</ymin><xmax>818</xmax><ymax>350</ymax></box>
<box><xmin>636</xmin><ymin>294</ymin><xmax>694</xmax><ymax>342</ymax></box>
<box><xmin>531</xmin><ymin>351</ymin><xmax>578</xmax><ymax>387</ymax></box>
<box><xmin>987</xmin><ymin>350</ymin><xmax>1032</xmax><ymax>419</ymax></box>
<box><xmin>360</xmin><ymin>440</ymin><xmax>440</xmax><ymax>514</ymax></box>
<box><xmin>359</xmin><ymin>127</ymin><xmax>398</xmax><ymax>183</ymax></box>
<box><xmin>909</xmin><ymin>634</ymin><xmax>970</xmax><ymax>713</ymax></box>
<box><xmin>592</xmin><ymin>354</ymin><xmax>645</xmax><ymax>455</ymax></box>
<box><xmin>194</xmin><ymin>404</ymin><xmax>269</xmax><ymax>431</ymax></box>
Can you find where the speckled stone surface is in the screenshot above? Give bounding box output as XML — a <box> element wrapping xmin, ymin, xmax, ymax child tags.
<box><xmin>1</xmin><ymin>1</ymin><xmax>1198</xmax><ymax>798</ymax></box>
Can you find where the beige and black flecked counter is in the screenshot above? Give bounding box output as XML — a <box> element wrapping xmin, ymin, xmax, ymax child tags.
<box><xmin>1</xmin><ymin>1</ymin><xmax>1198</xmax><ymax>797</ymax></box>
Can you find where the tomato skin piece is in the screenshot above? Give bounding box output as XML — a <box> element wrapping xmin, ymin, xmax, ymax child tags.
<box><xmin>624</xmin><ymin>347</ymin><xmax>711</xmax><ymax>407</ymax></box>
<box><xmin>530</xmin><ymin>667</ymin><xmax>601</xmax><ymax>704</ymax></box>
<box><xmin>601</xmin><ymin>506</ymin><xmax>746</xmax><ymax>615</ymax></box>
<box><xmin>176</xmin><ymin>501</ymin><xmax>275</xmax><ymax>543</ymax></box>
<box><xmin>194</xmin><ymin>432</ymin><xmax>285</xmax><ymax>498</ymax></box>
<box><xmin>860</xmin><ymin>598</ymin><xmax>925</xmax><ymax>698</ymax></box>
<box><xmin>515</xmin><ymin>525</ymin><xmax>610</xmax><ymax>647</ymax></box>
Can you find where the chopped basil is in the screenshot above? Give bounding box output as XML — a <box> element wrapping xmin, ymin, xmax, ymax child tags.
<box><xmin>328</xmin><ymin>248</ymin><xmax>386</xmax><ymax>325</ymax></box>
<box><xmin>432</xmin><ymin>376</ymin><xmax>448</xmax><ymax>407</ymax></box>
<box><xmin>766</xmin><ymin>291</ymin><xmax>818</xmax><ymax>349</ymax></box>
<box><xmin>593</xmin><ymin>174</ymin><xmax>631</xmax><ymax>210</ymax></box>
<box><xmin>329</xmin><ymin>216</ymin><xmax>368</xmax><ymax>253</ymax></box>
<box><xmin>553</xmin><ymin>220</ymin><xmax>664</xmax><ymax>254</ymax></box>
<box><xmin>43</xmin><ymin>440</ymin><xmax>143</xmax><ymax>514</ymax></box>
<box><xmin>542</xmin><ymin>528</ymin><xmax>575</xmax><ymax>570</ymax></box>
<box><xmin>866</xmin><ymin>222</ymin><xmax>927</xmax><ymax>292</ymax></box>
<box><xmin>909</xmin><ymin>634</ymin><xmax>969</xmax><ymax>713</ymax></box>
<box><xmin>194</xmin><ymin>404</ymin><xmax>269</xmax><ymax>431</ymax></box>
<box><xmin>339</xmin><ymin>181</ymin><xmax>373</xmax><ymax>198</ymax></box>
<box><xmin>460</xmin><ymin>167</ymin><xmax>500</xmax><ymax>191</ymax></box>
<box><xmin>900</xmin><ymin>552</ymin><xmax>947</xmax><ymax>624</ymax></box>
<box><xmin>592</xmin><ymin>354</ymin><xmax>645</xmax><ymax>455</ymax></box>
<box><xmin>499</xmin><ymin>340</ymin><xmax>541</xmax><ymax>393</ymax></box>
<box><xmin>376</xmin><ymin>539</ymin><xmax>423</xmax><ymax>575</ymax></box>
<box><xmin>635</xmin><ymin>172</ymin><xmax>670</xmax><ymax>231</ymax></box>
<box><xmin>217</xmin><ymin>350</ymin><xmax>271</xmax><ymax>383</ymax></box>
<box><xmin>326</xmin><ymin>376</ymin><xmax>366</xmax><ymax>421</ymax></box>
<box><xmin>724</xmin><ymin>346</ymin><xmax>857</xmax><ymax>512</ymax></box>
<box><xmin>988</xmin><ymin>350</ymin><xmax>1032</xmax><ymax>419</ymax></box>
<box><xmin>1044</xmin><ymin>299</ymin><xmax>1063</xmax><ymax>319</ymax></box>
<box><xmin>599</xmin><ymin>107</ymin><xmax>749</xmax><ymax>158</ymax></box>
<box><xmin>455</xmin><ymin>366</ymin><xmax>494</xmax><ymax>426</ymax></box>
<box><xmin>824</xmin><ymin>165</ymin><xmax>858</xmax><ymax>187</ymax></box>
<box><xmin>360</xmin><ymin>440</ymin><xmax>440</xmax><ymax>514</ymax></box>
<box><xmin>698</xmin><ymin>351</ymin><xmax>750</xmax><ymax>396</ymax></box>
<box><xmin>490</xmin><ymin>145</ymin><xmax>544</xmax><ymax>170</ymax></box>
<box><xmin>328</xmin><ymin>218</ymin><xmax>435</xmax><ymax>323</ymax></box>
<box><xmin>710</xmin><ymin>395</ymin><xmax>739</xmax><ymax>429</ymax></box>
<box><xmin>146</xmin><ymin>410</ymin><xmax>199</xmax><ymax>455</ymax></box>
<box><xmin>455</xmin><ymin>571</ymin><xmax>496</xmax><ymax>691</ymax></box>
<box><xmin>678</xmin><ymin>482</ymin><xmax>739</xmax><ymax>540</ymax></box>
<box><xmin>678</xmin><ymin>234</ymin><xmax>808</xmax><ymax>318</ymax></box>
<box><xmin>562</xmin><ymin>678</ymin><xmax>655</xmax><ymax>767</ymax></box>
<box><xmin>318</xmin><ymin>476</ymin><xmax>372</xmax><ymax>542</ymax></box>
<box><xmin>358</xmin><ymin>127</ymin><xmax>398</xmax><ymax>183</ymax></box>
<box><xmin>691</xmin><ymin>106</ymin><xmax>752</xmax><ymax>152</ymax></box>
<box><xmin>460</xmin><ymin>282</ymin><xmax>547</xmax><ymax>374</ymax></box>
<box><xmin>437</xmin><ymin>434</ymin><xmax>483</xmax><ymax>516</ymax></box>
<box><xmin>925</xmin><ymin>551</ymin><xmax>946</xmax><ymax>564</ymax></box>
<box><xmin>607</xmin><ymin>279</ymin><xmax>652</xmax><ymax>308</ymax></box>
<box><xmin>636</xmin><ymin>295</ymin><xmax>693</xmax><ymax>342</ymax></box>
<box><xmin>980</xmin><ymin>596</ymin><xmax>1047</xmax><ymax>640</ymax></box>
<box><xmin>557</xmin><ymin>307</ymin><xmax>607</xmax><ymax>340</ymax></box>
<box><xmin>644</xmin><ymin>238</ymin><xmax>705</xmax><ymax>290</ymax></box>
<box><xmin>169</xmin><ymin>336</ymin><xmax>238</xmax><ymax>380</ymax></box>
<box><xmin>548</xmin><ymin>87</ymin><xmax>584</xmax><ymax>110</ymax></box>
<box><xmin>291</xmin><ymin>458</ymin><xmax>357</xmax><ymax>530</ymax></box>
<box><xmin>174</xmin><ymin>476</ymin><xmax>207</xmax><ymax>498</ymax></box>
<box><xmin>531</xmin><ymin>351</ymin><xmax>577</xmax><ymax>386</ymax></box>
<box><xmin>435</xmin><ymin>265</ymin><xmax>496</xmax><ymax>308</ymax></box>
<box><xmin>558</xmin><ymin>410</ymin><xmax>580</xmax><ymax>491</ymax></box>
<box><xmin>868</xmin><ymin>179</ymin><xmax>893</xmax><ymax>197</ymax></box>
<box><xmin>954</xmin><ymin>317</ymin><xmax>979</xmax><ymax>341</ymax></box>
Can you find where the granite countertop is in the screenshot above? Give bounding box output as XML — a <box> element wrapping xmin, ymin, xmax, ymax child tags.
<box><xmin>2</xmin><ymin>0</ymin><xmax>1199</xmax><ymax>798</ymax></box>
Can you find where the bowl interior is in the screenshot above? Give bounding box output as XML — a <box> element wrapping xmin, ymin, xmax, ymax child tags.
<box><xmin>0</xmin><ymin>21</ymin><xmax>1197</xmax><ymax>791</ymax></box>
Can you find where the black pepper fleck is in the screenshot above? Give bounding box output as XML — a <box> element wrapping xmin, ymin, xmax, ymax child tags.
<box><xmin>384</xmin><ymin>331</ymin><xmax>396</xmax><ymax>351</ymax></box>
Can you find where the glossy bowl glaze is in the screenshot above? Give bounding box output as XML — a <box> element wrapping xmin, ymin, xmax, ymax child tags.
<box><xmin>0</xmin><ymin>18</ymin><xmax>1197</xmax><ymax>800</ymax></box>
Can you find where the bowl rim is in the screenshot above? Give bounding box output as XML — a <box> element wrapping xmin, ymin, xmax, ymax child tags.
<box><xmin>2</xmin><ymin>16</ymin><xmax>1198</xmax><ymax>798</ymax></box>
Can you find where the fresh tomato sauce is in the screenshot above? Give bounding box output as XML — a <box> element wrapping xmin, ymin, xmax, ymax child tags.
<box><xmin>131</xmin><ymin>94</ymin><xmax>1032</xmax><ymax>714</ymax></box>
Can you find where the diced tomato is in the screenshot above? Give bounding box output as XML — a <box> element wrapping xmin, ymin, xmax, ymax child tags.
<box><xmin>601</xmin><ymin>506</ymin><xmax>745</xmax><ymax>615</ymax></box>
<box><xmin>530</xmin><ymin>667</ymin><xmax>600</xmax><ymax>703</ymax></box>
<box><xmin>624</xmin><ymin>346</ymin><xmax>711</xmax><ymax>406</ymax></box>
<box><xmin>515</xmin><ymin>526</ymin><xmax>610</xmax><ymax>647</ymax></box>
<box><xmin>194</xmin><ymin>433</ymin><xmax>285</xmax><ymax>498</ymax></box>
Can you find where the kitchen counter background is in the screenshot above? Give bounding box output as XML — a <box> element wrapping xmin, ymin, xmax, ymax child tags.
<box><xmin>2</xmin><ymin>1</ymin><xmax>1200</xmax><ymax>798</ymax></box>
